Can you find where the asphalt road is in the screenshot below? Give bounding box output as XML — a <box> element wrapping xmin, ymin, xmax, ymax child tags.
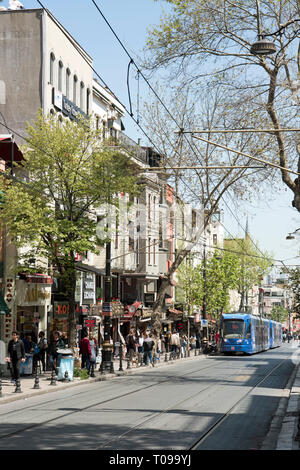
<box><xmin>0</xmin><ymin>342</ymin><xmax>297</xmax><ymax>450</ymax></box>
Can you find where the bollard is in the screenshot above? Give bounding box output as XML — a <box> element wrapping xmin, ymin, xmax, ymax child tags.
<box><xmin>33</xmin><ymin>372</ymin><xmax>40</xmax><ymax>389</ymax></box>
<box><xmin>110</xmin><ymin>360</ymin><xmax>114</xmax><ymax>374</ymax></box>
<box><xmin>50</xmin><ymin>369</ymin><xmax>57</xmax><ymax>386</ymax></box>
<box><xmin>64</xmin><ymin>370</ymin><xmax>69</xmax><ymax>381</ymax></box>
<box><xmin>100</xmin><ymin>360</ymin><xmax>104</xmax><ymax>375</ymax></box>
<box><xmin>15</xmin><ymin>379</ymin><xmax>22</xmax><ymax>393</ymax></box>
<box><xmin>90</xmin><ymin>362</ymin><xmax>95</xmax><ymax>377</ymax></box>
<box><xmin>127</xmin><ymin>358</ymin><xmax>131</xmax><ymax>370</ymax></box>
<box><xmin>119</xmin><ymin>344</ymin><xmax>123</xmax><ymax>372</ymax></box>
<box><xmin>165</xmin><ymin>353</ymin><xmax>168</xmax><ymax>362</ymax></box>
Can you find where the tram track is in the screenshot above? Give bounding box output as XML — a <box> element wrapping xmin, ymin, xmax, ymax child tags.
<box><xmin>189</xmin><ymin>356</ymin><xmax>289</xmax><ymax>450</ymax></box>
<box><xmin>97</xmin><ymin>354</ymin><xmax>289</xmax><ymax>450</ymax></box>
<box><xmin>0</xmin><ymin>353</ymin><xmax>290</xmax><ymax>449</ymax></box>
<box><xmin>0</xmin><ymin>358</ymin><xmax>221</xmax><ymax>442</ymax></box>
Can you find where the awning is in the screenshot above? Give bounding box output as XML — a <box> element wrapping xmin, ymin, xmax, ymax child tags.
<box><xmin>0</xmin><ymin>135</ymin><xmax>24</xmax><ymax>165</ymax></box>
<box><xmin>168</xmin><ymin>308</ymin><xmax>183</xmax><ymax>315</ymax></box>
<box><xmin>19</xmin><ymin>273</ymin><xmax>53</xmax><ymax>284</ymax></box>
<box><xmin>120</xmin><ymin>310</ymin><xmax>135</xmax><ymax>322</ymax></box>
<box><xmin>120</xmin><ymin>301</ymin><xmax>143</xmax><ymax>321</ymax></box>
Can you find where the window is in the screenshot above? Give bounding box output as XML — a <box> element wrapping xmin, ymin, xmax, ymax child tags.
<box><xmin>153</xmin><ymin>239</ymin><xmax>156</xmax><ymax>265</ymax></box>
<box><xmin>50</xmin><ymin>52</ymin><xmax>55</xmax><ymax>85</ymax></box>
<box><xmin>58</xmin><ymin>61</ymin><xmax>63</xmax><ymax>92</ymax></box>
<box><xmin>192</xmin><ymin>210</ymin><xmax>197</xmax><ymax>228</ymax></box>
<box><xmin>213</xmin><ymin>234</ymin><xmax>218</xmax><ymax>245</ymax></box>
<box><xmin>80</xmin><ymin>81</ymin><xmax>85</xmax><ymax>111</ymax></box>
<box><xmin>66</xmin><ymin>68</ymin><xmax>71</xmax><ymax>98</ymax></box>
<box><xmin>86</xmin><ymin>88</ymin><xmax>90</xmax><ymax>115</ymax></box>
<box><xmin>73</xmin><ymin>75</ymin><xmax>78</xmax><ymax>105</ymax></box>
<box><xmin>148</xmin><ymin>194</ymin><xmax>151</xmax><ymax>221</ymax></box>
<box><xmin>148</xmin><ymin>237</ymin><xmax>151</xmax><ymax>265</ymax></box>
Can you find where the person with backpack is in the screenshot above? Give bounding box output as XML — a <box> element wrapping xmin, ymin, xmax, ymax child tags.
<box><xmin>143</xmin><ymin>331</ymin><xmax>155</xmax><ymax>367</ymax></box>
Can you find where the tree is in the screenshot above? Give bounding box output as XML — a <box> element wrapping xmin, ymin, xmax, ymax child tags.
<box><xmin>270</xmin><ymin>305</ymin><xmax>289</xmax><ymax>323</ymax></box>
<box><xmin>0</xmin><ymin>112</ymin><xmax>140</xmax><ymax>346</ymax></box>
<box><xmin>282</xmin><ymin>266</ymin><xmax>300</xmax><ymax>315</ymax></box>
<box><xmin>145</xmin><ymin>0</ymin><xmax>300</xmax><ymax>209</ymax></box>
<box><xmin>142</xmin><ymin>85</ymin><xmax>273</xmax><ymax>334</ymax></box>
<box><xmin>224</xmin><ymin>237</ymin><xmax>272</xmax><ymax>311</ymax></box>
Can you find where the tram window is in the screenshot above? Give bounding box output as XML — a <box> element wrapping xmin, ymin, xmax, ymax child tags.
<box><xmin>223</xmin><ymin>320</ymin><xmax>244</xmax><ymax>339</ymax></box>
<box><xmin>245</xmin><ymin>323</ymin><xmax>251</xmax><ymax>339</ymax></box>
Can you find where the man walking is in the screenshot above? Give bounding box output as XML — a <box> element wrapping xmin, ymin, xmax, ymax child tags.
<box><xmin>143</xmin><ymin>332</ymin><xmax>155</xmax><ymax>367</ymax></box>
<box><xmin>6</xmin><ymin>331</ymin><xmax>26</xmax><ymax>386</ymax></box>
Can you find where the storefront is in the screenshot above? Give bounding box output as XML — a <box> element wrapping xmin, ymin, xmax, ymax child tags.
<box><xmin>15</xmin><ymin>274</ymin><xmax>53</xmax><ymax>342</ymax></box>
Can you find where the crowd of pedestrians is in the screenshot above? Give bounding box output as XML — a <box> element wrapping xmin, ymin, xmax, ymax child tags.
<box><xmin>4</xmin><ymin>326</ymin><xmax>215</xmax><ymax>388</ymax></box>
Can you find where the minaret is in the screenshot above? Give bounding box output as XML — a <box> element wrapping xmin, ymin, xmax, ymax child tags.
<box><xmin>245</xmin><ymin>216</ymin><xmax>250</xmax><ymax>241</ymax></box>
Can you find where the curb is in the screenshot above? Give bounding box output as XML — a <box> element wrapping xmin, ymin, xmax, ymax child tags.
<box><xmin>276</xmin><ymin>360</ymin><xmax>300</xmax><ymax>450</ymax></box>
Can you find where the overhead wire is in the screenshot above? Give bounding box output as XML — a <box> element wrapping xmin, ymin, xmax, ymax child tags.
<box><xmin>30</xmin><ymin>0</ymin><xmax>283</xmax><ymax>263</ymax></box>
<box><xmin>88</xmin><ymin>0</ymin><xmax>287</xmax><ymax>263</ymax></box>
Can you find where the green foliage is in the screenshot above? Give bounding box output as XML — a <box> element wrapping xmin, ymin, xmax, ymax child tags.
<box><xmin>73</xmin><ymin>368</ymin><xmax>89</xmax><ymax>380</ymax></box>
<box><xmin>0</xmin><ymin>112</ymin><xmax>140</xmax><ymax>344</ymax></box>
<box><xmin>282</xmin><ymin>267</ymin><xmax>300</xmax><ymax>316</ymax></box>
<box><xmin>270</xmin><ymin>305</ymin><xmax>288</xmax><ymax>323</ymax></box>
<box><xmin>177</xmin><ymin>238</ymin><xmax>272</xmax><ymax>319</ymax></box>
<box><xmin>0</xmin><ymin>112</ymin><xmax>140</xmax><ymax>269</ymax></box>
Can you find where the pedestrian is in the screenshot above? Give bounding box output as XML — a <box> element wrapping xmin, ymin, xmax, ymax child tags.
<box><xmin>5</xmin><ymin>331</ymin><xmax>26</xmax><ymax>384</ymax></box>
<box><xmin>137</xmin><ymin>333</ymin><xmax>144</xmax><ymax>366</ymax></box>
<box><xmin>37</xmin><ymin>331</ymin><xmax>48</xmax><ymax>373</ymax></box>
<box><xmin>49</xmin><ymin>331</ymin><xmax>65</xmax><ymax>373</ymax></box>
<box><xmin>143</xmin><ymin>331</ymin><xmax>155</xmax><ymax>367</ymax></box>
<box><xmin>89</xmin><ymin>333</ymin><xmax>98</xmax><ymax>370</ymax></box>
<box><xmin>126</xmin><ymin>329</ymin><xmax>138</xmax><ymax>366</ymax></box>
<box><xmin>170</xmin><ymin>331</ymin><xmax>180</xmax><ymax>357</ymax></box>
<box><xmin>182</xmin><ymin>335</ymin><xmax>187</xmax><ymax>355</ymax></box>
<box><xmin>79</xmin><ymin>328</ymin><xmax>92</xmax><ymax>373</ymax></box>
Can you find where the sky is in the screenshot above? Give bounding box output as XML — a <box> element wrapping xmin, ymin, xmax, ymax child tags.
<box><xmin>2</xmin><ymin>0</ymin><xmax>300</xmax><ymax>267</ymax></box>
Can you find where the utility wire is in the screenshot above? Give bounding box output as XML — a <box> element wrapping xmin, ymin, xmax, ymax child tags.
<box><xmin>88</xmin><ymin>0</ymin><xmax>283</xmax><ymax>262</ymax></box>
<box><xmin>31</xmin><ymin>0</ymin><xmax>277</xmax><ymax>262</ymax></box>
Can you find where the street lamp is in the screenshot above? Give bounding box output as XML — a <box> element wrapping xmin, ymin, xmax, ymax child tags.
<box><xmin>286</xmin><ymin>228</ymin><xmax>300</xmax><ymax>240</ymax></box>
<box><xmin>250</xmin><ymin>0</ymin><xmax>276</xmax><ymax>56</ymax></box>
<box><xmin>202</xmin><ymin>240</ymin><xmax>208</xmax><ymax>342</ymax></box>
<box><xmin>100</xmin><ymin>240</ymin><xmax>114</xmax><ymax>374</ymax></box>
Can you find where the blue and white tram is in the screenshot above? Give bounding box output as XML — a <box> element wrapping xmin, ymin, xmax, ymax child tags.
<box><xmin>220</xmin><ymin>313</ymin><xmax>282</xmax><ymax>355</ymax></box>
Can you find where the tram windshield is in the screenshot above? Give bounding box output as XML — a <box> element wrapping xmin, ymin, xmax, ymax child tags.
<box><xmin>223</xmin><ymin>319</ymin><xmax>245</xmax><ymax>339</ymax></box>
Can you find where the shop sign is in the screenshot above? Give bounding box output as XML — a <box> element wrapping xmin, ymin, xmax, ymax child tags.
<box><xmin>84</xmin><ymin>317</ymin><xmax>96</xmax><ymax>328</ymax></box>
<box><xmin>82</xmin><ymin>272</ymin><xmax>95</xmax><ymax>304</ymax></box>
<box><xmin>17</xmin><ymin>280</ymin><xmax>51</xmax><ymax>306</ymax></box>
<box><xmin>54</xmin><ymin>302</ymin><xmax>69</xmax><ymax>318</ymax></box>
<box><xmin>52</xmin><ymin>88</ymin><xmax>86</xmax><ymax>121</ymax></box>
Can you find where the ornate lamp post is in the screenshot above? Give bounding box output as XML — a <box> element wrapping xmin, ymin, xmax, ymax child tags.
<box><xmin>100</xmin><ymin>241</ymin><xmax>114</xmax><ymax>374</ymax></box>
